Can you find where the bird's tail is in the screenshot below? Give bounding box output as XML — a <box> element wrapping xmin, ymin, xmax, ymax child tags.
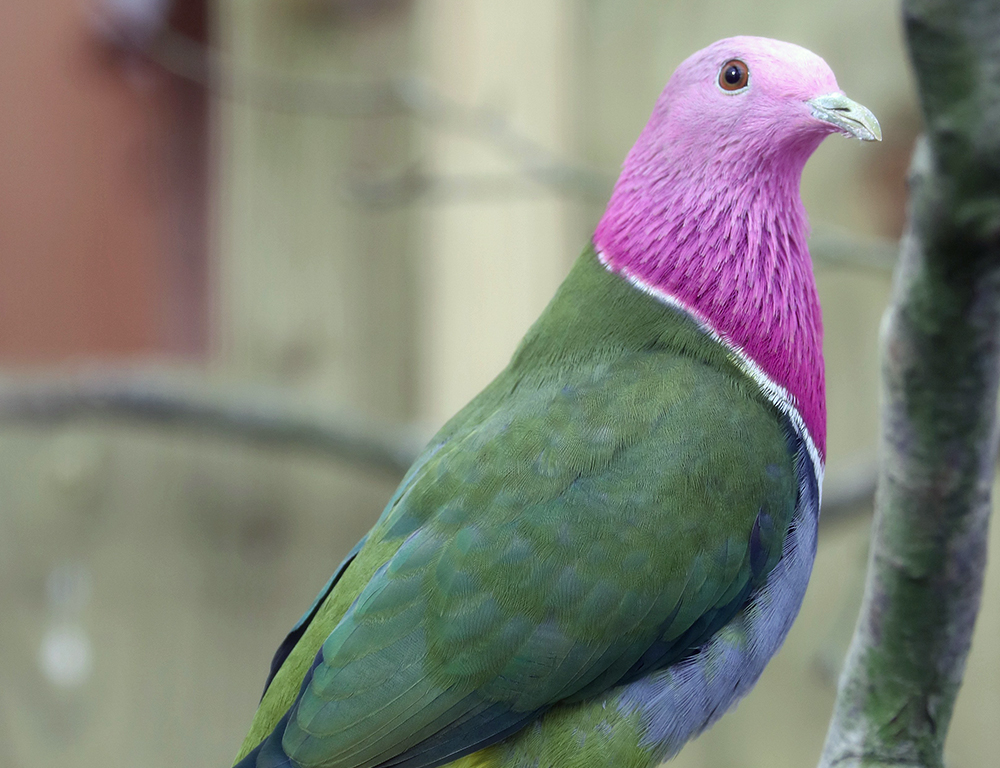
<box><xmin>231</xmin><ymin>711</ymin><xmax>295</xmax><ymax>768</ymax></box>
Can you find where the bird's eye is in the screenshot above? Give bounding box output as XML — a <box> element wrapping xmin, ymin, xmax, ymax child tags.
<box><xmin>718</xmin><ymin>59</ymin><xmax>749</xmax><ymax>91</ymax></box>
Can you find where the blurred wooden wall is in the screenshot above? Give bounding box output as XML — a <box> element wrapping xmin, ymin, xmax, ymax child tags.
<box><xmin>4</xmin><ymin>3</ymin><xmax>999</xmax><ymax>768</ymax></box>
<box><xmin>214</xmin><ymin>0</ymin><xmax>418</xmax><ymax>419</ymax></box>
<box><xmin>411</xmin><ymin>0</ymin><xmax>585</xmax><ymax>425</ymax></box>
<box><xmin>0</xmin><ymin>0</ymin><xmax>210</xmax><ymax>361</ymax></box>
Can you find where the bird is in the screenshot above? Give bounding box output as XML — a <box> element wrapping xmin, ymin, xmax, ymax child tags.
<box><xmin>232</xmin><ymin>36</ymin><xmax>881</xmax><ymax>768</ymax></box>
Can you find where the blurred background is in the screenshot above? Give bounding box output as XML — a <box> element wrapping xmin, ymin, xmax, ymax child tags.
<box><xmin>1</xmin><ymin>1</ymin><xmax>996</xmax><ymax>767</ymax></box>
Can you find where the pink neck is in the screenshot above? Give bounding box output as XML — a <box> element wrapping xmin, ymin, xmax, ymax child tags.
<box><xmin>593</xmin><ymin>138</ymin><xmax>826</xmax><ymax>460</ymax></box>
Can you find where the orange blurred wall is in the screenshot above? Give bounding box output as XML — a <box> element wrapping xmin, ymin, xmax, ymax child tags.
<box><xmin>0</xmin><ymin>0</ymin><xmax>207</xmax><ymax>363</ymax></box>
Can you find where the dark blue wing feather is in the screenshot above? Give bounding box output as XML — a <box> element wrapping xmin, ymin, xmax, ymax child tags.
<box><xmin>260</xmin><ymin>535</ymin><xmax>368</xmax><ymax>699</ymax></box>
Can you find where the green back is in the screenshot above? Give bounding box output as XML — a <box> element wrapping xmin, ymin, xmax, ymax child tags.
<box><xmin>236</xmin><ymin>247</ymin><xmax>799</xmax><ymax>767</ymax></box>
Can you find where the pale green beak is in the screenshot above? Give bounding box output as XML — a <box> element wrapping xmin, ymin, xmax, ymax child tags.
<box><xmin>807</xmin><ymin>92</ymin><xmax>882</xmax><ymax>142</ymax></box>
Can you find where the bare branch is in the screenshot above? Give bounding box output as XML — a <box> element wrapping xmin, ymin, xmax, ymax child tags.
<box><xmin>0</xmin><ymin>374</ymin><xmax>427</xmax><ymax>476</ymax></box>
<box><xmin>0</xmin><ymin>373</ymin><xmax>877</xmax><ymax>522</ymax></box>
<box><xmin>808</xmin><ymin>229</ymin><xmax>899</xmax><ymax>274</ymax></box>
<box><xmin>149</xmin><ymin>27</ymin><xmax>903</xmax><ymax>273</ymax></box>
<box><xmin>344</xmin><ymin>170</ymin><xmax>612</xmax><ymax>207</ymax></box>
<box><xmin>819</xmin><ymin>1</ymin><xmax>1000</xmax><ymax>766</ymax></box>
<box><xmin>819</xmin><ymin>455</ymin><xmax>878</xmax><ymax>526</ymax></box>
<box><xmin>147</xmin><ymin>29</ymin><xmax>612</xmax><ymax>201</ymax></box>
<box><xmin>150</xmin><ymin>29</ymin><xmax>408</xmax><ymax>117</ymax></box>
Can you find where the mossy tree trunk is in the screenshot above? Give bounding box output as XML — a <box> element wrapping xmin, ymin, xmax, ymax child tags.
<box><xmin>818</xmin><ymin>1</ymin><xmax>1000</xmax><ymax>766</ymax></box>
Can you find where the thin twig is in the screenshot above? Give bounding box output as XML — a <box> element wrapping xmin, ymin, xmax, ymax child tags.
<box><xmin>808</xmin><ymin>229</ymin><xmax>899</xmax><ymax>274</ymax></box>
<box><xmin>148</xmin><ymin>29</ymin><xmax>611</xmax><ymax>200</ymax></box>
<box><xmin>819</xmin><ymin>455</ymin><xmax>878</xmax><ymax>525</ymax></box>
<box><xmin>149</xmin><ymin>26</ymin><xmax>901</xmax><ymax>272</ymax></box>
<box><xmin>345</xmin><ymin>170</ymin><xmax>612</xmax><ymax>207</ymax></box>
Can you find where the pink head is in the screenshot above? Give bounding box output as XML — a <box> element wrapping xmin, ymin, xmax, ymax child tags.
<box><xmin>594</xmin><ymin>37</ymin><xmax>881</xmax><ymax>462</ymax></box>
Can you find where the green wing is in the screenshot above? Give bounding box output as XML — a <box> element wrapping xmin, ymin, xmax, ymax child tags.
<box><xmin>241</xmin><ymin>346</ymin><xmax>798</xmax><ymax>768</ymax></box>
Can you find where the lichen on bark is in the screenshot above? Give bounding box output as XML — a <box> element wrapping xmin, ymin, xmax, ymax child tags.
<box><xmin>818</xmin><ymin>1</ymin><xmax>1000</xmax><ymax>767</ymax></box>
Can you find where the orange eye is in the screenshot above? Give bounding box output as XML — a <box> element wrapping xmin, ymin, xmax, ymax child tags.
<box><xmin>719</xmin><ymin>59</ymin><xmax>749</xmax><ymax>91</ymax></box>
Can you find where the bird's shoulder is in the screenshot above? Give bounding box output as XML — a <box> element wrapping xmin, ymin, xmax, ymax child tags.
<box><xmin>239</xmin><ymin>339</ymin><xmax>800</xmax><ymax>768</ymax></box>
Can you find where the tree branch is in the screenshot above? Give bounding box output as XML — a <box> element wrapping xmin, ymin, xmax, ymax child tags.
<box><xmin>818</xmin><ymin>2</ymin><xmax>1000</xmax><ymax>766</ymax></box>
<box><xmin>0</xmin><ymin>374</ymin><xmax>427</xmax><ymax>477</ymax></box>
<box><xmin>0</xmin><ymin>372</ymin><xmax>876</xmax><ymax>520</ymax></box>
<box><xmin>147</xmin><ymin>29</ymin><xmax>612</xmax><ymax>201</ymax></box>
<box><xmin>146</xmin><ymin>25</ymin><xmax>906</xmax><ymax>275</ymax></box>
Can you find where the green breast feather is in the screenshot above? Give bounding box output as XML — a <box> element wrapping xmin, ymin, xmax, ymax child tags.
<box><xmin>236</xmin><ymin>247</ymin><xmax>800</xmax><ymax>768</ymax></box>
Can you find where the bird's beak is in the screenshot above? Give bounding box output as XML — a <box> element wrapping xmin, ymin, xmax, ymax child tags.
<box><xmin>807</xmin><ymin>93</ymin><xmax>882</xmax><ymax>142</ymax></box>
